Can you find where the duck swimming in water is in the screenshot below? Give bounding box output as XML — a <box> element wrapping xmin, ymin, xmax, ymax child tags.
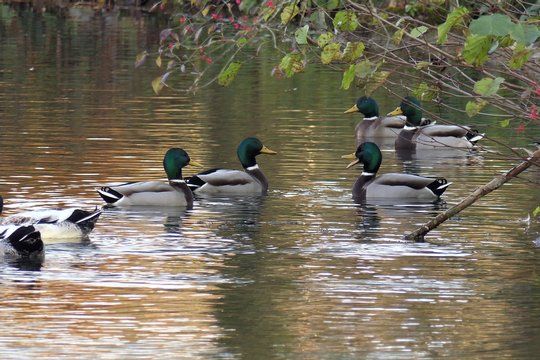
<box><xmin>343</xmin><ymin>142</ymin><xmax>451</xmax><ymax>202</ymax></box>
<box><xmin>388</xmin><ymin>96</ymin><xmax>484</xmax><ymax>151</ymax></box>
<box><xmin>97</xmin><ymin>148</ymin><xmax>202</xmax><ymax>208</ymax></box>
<box><xmin>187</xmin><ymin>137</ymin><xmax>277</xmax><ymax>196</ymax></box>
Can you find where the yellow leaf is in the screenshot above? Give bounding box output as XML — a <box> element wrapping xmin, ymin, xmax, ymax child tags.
<box><xmin>364</xmin><ymin>71</ymin><xmax>390</xmax><ymax>95</ymax></box>
<box><xmin>156</xmin><ymin>56</ymin><xmax>162</xmax><ymax>68</ymax></box>
<box><xmin>202</xmin><ymin>6</ymin><xmax>211</xmax><ymax>17</ymax></box>
<box><xmin>152</xmin><ymin>76</ymin><xmax>164</xmax><ymax>95</ymax></box>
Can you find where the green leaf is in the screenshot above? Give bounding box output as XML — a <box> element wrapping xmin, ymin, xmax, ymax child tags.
<box><xmin>295</xmin><ymin>25</ymin><xmax>309</xmax><ymax>45</ymax></box>
<box><xmin>325</xmin><ymin>0</ymin><xmax>340</xmax><ymax>10</ymax></box>
<box><xmin>333</xmin><ymin>10</ymin><xmax>358</xmax><ymax>32</ymax></box>
<box><xmin>341</xmin><ymin>41</ymin><xmax>365</xmax><ymax>63</ymax></box>
<box><xmin>469</xmin><ymin>14</ymin><xmax>515</xmax><ymax>36</ymax></box>
<box><xmin>364</xmin><ymin>71</ymin><xmax>390</xmax><ymax>95</ymax></box>
<box><xmin>410</xmin><ymin>26</ymin><xmax>428</xmax><ymax>38</ymax></box>
<box><xmin>413</xmin><ymin>82</ymin><xmax>438</xmax><ymax>101</ymax></box>
<box><xmin>462</xmin><ymin>34</ymin><xmax>491</xmax><ymax>66</ymax></box>
<box><xmin>509</xmin><ymin>23</ymin><xmax>540</xmax><ymax>46</ymax></box>
<box><xmin>218</xmin><ymin>62</ymin><xmax>242</xmax><ymax>87</ymax></box>
<box><xmin>465</xmin><ymin>99</ymin><xmax>488</xmax><ymax>117</ymax></box>
<box><xmin>437</xmin><ymin>6</ymin><xmax>469</xmax><ymax>44</ymax></box>
<box><xmin>415</xmin><ymin>61</ymin><xmax>430</xmax><ymax>70</ymax></box>
<box><xmin>532</xmin><ymin>206</ymin><xmax>540</xmax><ymax>218</ymax></box>
<box><xmin>499</xmin><ymin>119</ymin><xmax>511</xmax><ymax>128</ymax></box>
<box><xmin>499</xmin><ymin>35</ymin><xmax>515</xmax><ymax>48</ymax></box>
<box><xmin>236</xmin><ymin>37</ymin><xmax>248</xmax><ymax>47</ymax></box>
<box><xmin>317</xmin><ymin>32</ymin><xmax>334</xmax><ymax>48</ymax></box>
<box><xmin>279</xmin><ymin>53</ymin><xmax>305</xmax><ymax>77</ymax></box>
<box><xmin>354</xmin><ymin>59</ymin><xmax>378</xmax><ymax>78</ymax></box>
<box><xmin>341</xmin><ymin>64</ymin><xmax>356</xmax><ymax>90</ymax></box>
<box><xmin>473</xmin><ymin>77</ymin><xmax>504</xmax><ymax>96</ymax></box>
<box><xmin>508</xmin><ymin>43</ymin><xmax>532</xmax><ymax>69</ymax></box>
<box><xmin>321</xmin><ymin>43</ymin><xmax>342</xmax><ymax>64</ymax></box>
<box><xmin>392</xmin><ymin>28</ymin><xmax>405</xmax><ymax>45</ymax></box>
<box><xmin>281</xmin><ymin>4</ymin><xmax>299</xmax><ymax>25</ymax></box>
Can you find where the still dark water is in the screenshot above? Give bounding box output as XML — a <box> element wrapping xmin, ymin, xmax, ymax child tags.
<box><xmin>1</xmin><ymin>5</ymin><xmax>540</xmax><ymax>359</ymax></box>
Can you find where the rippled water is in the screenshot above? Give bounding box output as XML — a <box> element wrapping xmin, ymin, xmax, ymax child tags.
<box><xmin>1</xmin><ymin>5</ymin><xmax>540</xmax><ymax>359</ymax></box>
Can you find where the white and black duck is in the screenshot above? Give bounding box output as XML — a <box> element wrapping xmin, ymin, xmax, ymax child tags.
<box><xmin>343</xmin><ymin>142</ymin><xmax>452</xmax><ymax>202</ymax></box>
<box><xmin>97</xmin><ymin>148</ymin><xmax>202</xmax><ymax>207</ymax></box>
<box><xmin>0</xmin><ymin>224</ymin><xmax>43</xmax><ymax>258</ymax></box>
<box><xmin>0</xmin><ymin>195</ymin><xmax>101</xmax><ymax>243</ymax></box>
<box><xmin>389</xmin><ymin>96</ymin><xmax>484</xmax><ymax>151</ymax></box>
<box><xmin>186</xmin><ymin>137</ymin><xmax>277</xmax><ymax>195</ymax></box>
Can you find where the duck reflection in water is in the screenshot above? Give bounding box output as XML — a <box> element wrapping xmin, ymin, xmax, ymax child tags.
<box><xmin>195</xmin><ymin>195</ymin><xmax>266</xmax><ymax>243</ymax></box>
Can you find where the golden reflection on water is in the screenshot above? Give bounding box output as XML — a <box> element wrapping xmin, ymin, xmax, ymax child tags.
<box><xmin>1</xmin><ymin>5</ymin><xmax>540</xmax><ymax>359</ymax></box>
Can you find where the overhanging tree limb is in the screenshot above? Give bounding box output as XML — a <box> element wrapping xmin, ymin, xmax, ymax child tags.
<box><xmin>405</xmin><ymin>147</ymin><xmax>540</xmax><ymax>241</ymax></box>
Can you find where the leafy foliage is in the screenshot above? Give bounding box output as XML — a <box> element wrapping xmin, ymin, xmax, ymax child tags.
<box><xmin>465</xmin><ymin>99</ymin><xmax>488</xmax><ymax>117</ymax></box>
<box><xmin>321</xmin><ymin>43</ymin><xmax>342</xmax><ymax>64</ymax></box>
<box><xmin>470</xmin><ymin>14</ymin><xmax>540</xmax><ymax>46</ymax></box>
<box><xmin>413</xmin><ymin>83</ymin><xmax>438</xmax><ymax>101</ymax></box>
<box><xmin>218</xmin><ymin>62</ymin><xmax>242</xmax><ymax>86</ymax></box>
<box><xmin>143</xmin><ymin>0</ymin><xmax>538</xmax><ymax>139</ymax></box>
<box><xmin>295</xmin><ymin>25</ymin><xmax>309</xmax><ymax>45</ymax></box>
<box><xmin>462</xmin><ymin>35</ymin><xmax>492</xmax><ymax>66</ymax></box>
<box><xmin>281</xmin><ymin>4</ymin><xmax>299</xmax><ymax>24</ymax></box>
<box><xmin>332</xmin><ymin>10</ymin><xmax>358</xmax><ymax>32</ymax></box>
<box><xmin>473</xmin><ymin>77</ymin><xmax>504</xmax><ymax>96</ymax></box>
<box><xmin>509</xmin><ymin>43</ymin><xmax>532</xmax><ymax>69</ymax></box>
<box><xmin>410</xmin><ymin>26</ymin><xmax>428</xmax><ymax>38</ymax></box>
<box><xmin>469</xmin><ymin>14</ymin><xmax>515</xmax><ymax>37</ymax></box>
<box><xmin>317</xmin><ymin>32</ymin><xmax>334</xmax><ymax>48</ymax></box>
<box><xmin>341</xmin><ymin>64</ymin><xmax>355</xmax><ymax>90</ymax></box>
<box><xmin>279</xmin><ymin>53</ymin><xmax>305</xmax><ymax>77</ymax></box>
<box><xmin>341</xmin><ymin>41</ymin><xmax>365</xmax><ymax>63</ymax></box>
<box><xmin>437</xmin><ymin>6</ymin><xmax>469</xmax><ymax>44</ymax></box>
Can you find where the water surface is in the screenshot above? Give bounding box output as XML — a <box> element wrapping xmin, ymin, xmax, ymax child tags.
<box><xmin>1</xmin><ymin>6</ymin><xmax>540</xmax><ymax>359</ymax></box>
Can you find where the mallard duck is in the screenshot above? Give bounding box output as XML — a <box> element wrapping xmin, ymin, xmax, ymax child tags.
<box><xmin>97</xmin><ymin>148</ymin><xmax>202</xmax><ymax>207</ymax></box>
<box><xmin>0</xmin><ymin>224</ymin><xmax>43</xmax><ymax>258</ymax></box>
<box><xmin>388</xmin><ymin>96</ymin><xmax>484</xmax><ymax>150</ymax></box>
<box><xmin>342</xmin><ymin>142</ymin><xmax>451</xmax><ymax>202</ymax></box>
<box><xmin>344</xmin><ymin>96</ymin><xmax>407</xmax><ymax>142</ymax></box>
<box><xmin>0</xmin><ymin>195</ymin><xmax>101</xmax><ymax>242</ymax></box>
<box><xmin>187</xmin><ymin>137</ymin><xmax>276</xmax><ymax>195</ymax></box>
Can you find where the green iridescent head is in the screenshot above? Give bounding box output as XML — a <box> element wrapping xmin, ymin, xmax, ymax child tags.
<box><xmin>163</xmin><ymin>148</ymin><xmax>201</xmax><ymax>180</ymax></box>
<box><xmin>236</xmin><ymin>137</ymin><xmax>277</xmax><ymax>168</ymax></box>
<box><xmin>389</xmin><ymin>96</ymin><xmax>423</xmax><ymax>126</ymax></box>
<box><xmin>343</xmin><ymin>142</ymin><xmax>382</xmax><ymax>174</ymax></box>
<box><xmin>344</xmin><ymin>96</ymin><xmax>380</xmax><ymax>118</ymax></box>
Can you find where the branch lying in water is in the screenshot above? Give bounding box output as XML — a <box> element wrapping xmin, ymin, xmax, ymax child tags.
<box><xmin>405</xmin><ymin>147</ymin><xmax>540</xmax><ymax>242</ymax></box>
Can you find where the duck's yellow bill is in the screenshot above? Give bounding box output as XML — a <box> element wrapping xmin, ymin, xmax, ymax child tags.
<box><xmin>188</xmin><ymin>160</ymin><xmax>203</xmax><ymax>167</ymax></box>
<box><xmin>346</xmin><ymin>159</ymin><xmax>360</xmax><ymax>169</ymax></box>
<box><xmin>341</xmin><ymin>152</ymin><xmax>356</xmax><ymax>160</ymax></box>
<box><xmin>261</xmin><ymin>145</ymin><xmax>277</xmax><ymax>155</ymax></box>
<box><xmin>387</xmin><ymin>106</ymin><xmax>403</xmax><ymax>116</ymax></box>
<box><xmin>341</xmin><ymin>153</ymin><xmax>359</xmax><ymax>168</ymax></box>
<box><xmin>344</xmin><ymin>104</ymin><xmax>359</xmax><ymax>114</ymax></box>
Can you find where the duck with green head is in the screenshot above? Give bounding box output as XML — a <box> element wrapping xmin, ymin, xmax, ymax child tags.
<box><xmin>344</xmin><ymin>96</ymin><xmax>407</xmax><ymax>142</ymax></box>
<box><xmin>186</xmin><ymin>137</ymin><xmax>277</xmax><ymax>195</ymax></box>
<box><xmin>97</xmin><ymin>148</ymin><xmax>202</xmax><ymax>208</ymax></box>
<box><xmin>342</xmin><ymin>142</ymin><xmax>451</xmax><ymax>202</ymax></box>
<box><xmin>389</xmin><ymin>96</ymin><xmax>484</xmax><ymax>151</ymax></box>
